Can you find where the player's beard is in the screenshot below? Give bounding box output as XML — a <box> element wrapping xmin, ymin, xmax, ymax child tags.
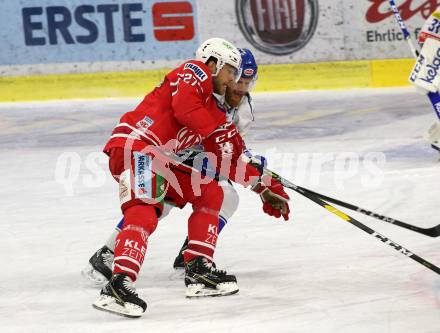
<box><xmin>213</xmin><ymin>77</ymin><xmax>228</xmax><ymax>95</ymax></box>
<box><xmin>226</xmin><ymin>89</ymin><xmax>244</xmax><ymax>108</ymax></box>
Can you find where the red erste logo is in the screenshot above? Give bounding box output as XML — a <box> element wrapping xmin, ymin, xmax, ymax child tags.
<box><xmin>366</xmin><ymin>0</ymin><xmax>439</xmax><ymax>23</ymax></box>
<box><xmin>152</xmin><ymin>1</ymin><xmax>195</xmax><ymax>41</ymax></box>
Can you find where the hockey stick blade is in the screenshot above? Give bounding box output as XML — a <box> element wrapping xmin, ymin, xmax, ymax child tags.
<box><xmin>314</xmin><ymin>190</ymin><xmax>440</xmax><ymax>237</ymax></box>
<box><xmin>296</xmin><ymin>187</ymin><xmax>440</xmax><ymax>238</ymax></box>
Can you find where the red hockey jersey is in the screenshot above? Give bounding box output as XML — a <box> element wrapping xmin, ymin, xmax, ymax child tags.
<box><xmin>103</xmin><ymin>60</ymin><xmax>227</xmax><ymax>154</ymax></box>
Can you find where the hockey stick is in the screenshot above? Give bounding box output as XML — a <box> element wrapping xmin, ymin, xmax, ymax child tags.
<box><xmin>389</xmin><ymin>0</ymin><xmax>440</xmax><ymax>122</ymax></box>
<box><xmin>389</xmin><ymin>0</ymin><xmax>419</xmax><ymax>57</ymax></box>
<box><xmin>294</xmin><ymin>186</ymin><xmax>440</xmax><ymax>237</ymax></box>
<box><xmin>244</xmin><ymin>157</ymin><xmax>440</xmax><ymax>275</ymax></box>
<box><xmin>156</xmin><ymin>148</ymin><xmax>440</xmax><ymax>274</ymax></box>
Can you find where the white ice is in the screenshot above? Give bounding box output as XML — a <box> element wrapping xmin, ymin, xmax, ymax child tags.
<box><xmin>0</xmin><ymin>87</ymin><xmax>439</xmax><ymax>333</ymax></box>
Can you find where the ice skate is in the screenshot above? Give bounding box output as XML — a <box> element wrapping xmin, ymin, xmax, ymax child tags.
<box><xmin>185</xmin><ymin>256</ymin><xmax>239</xmax><ymax>298</ymax></box>
<box><xmin>173</xmin><ymin>237</ymin><xmax>188</xmax><ymax>270</ymax></box>
<box><xmin>82</xmin><ymin>245</ymin><xmax>114</xmax><ymax>286</ymax></box>
<box><xmin>93</xmin><ymin>274</ymin><xmax>147</xmax><ymax>318</ymax></box>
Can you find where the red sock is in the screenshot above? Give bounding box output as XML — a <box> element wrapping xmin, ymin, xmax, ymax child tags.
<box><xmin>113</xmin><ymin>205</ymin><xmax>158</xmax><ymax>281</ymax></box>
<box><xmin>184</xmin><ymin>212</ymin><xmax>219</xmax><ymax>263</ymax></box>
<box><xmin>183</xmin><ymin>182</ymin><xmax>223</xmax><ymax>263</ymax></box>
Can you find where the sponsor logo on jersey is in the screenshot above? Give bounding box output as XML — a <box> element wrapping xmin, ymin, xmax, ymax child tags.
<box><xmin>134</xmin><ymin>152</ymin><xmax>152</xmax><ymax>199</ymax></box>
<box><xmin>236</xmin><ymin>0</ymin><xmax>318</xmax><ymax>55</ymax></box>
<box><xmin>420</xmin><ymin>47</ymin><xmax>440</xmax><ymax>84</ymax></box>
<box><xmin>184</xmin><ymin>63</ymin><xmax>208</xmax><ymax>81</ymax></box>
<box><xmin>136</xmin><ymin>116</ymin><xmax>154</xmax><ymax>131</ymax></box>
<box><xmin>176</xmin><ymin>127</ymin><xmax>202</xmax><ymax>151</ymax></box>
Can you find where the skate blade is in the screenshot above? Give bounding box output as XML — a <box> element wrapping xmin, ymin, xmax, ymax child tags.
<box><xmin>93</xmin><ymin>295</ymin><xmax>145</xmax><ymax>318</ymax></box>
<box><xmin>81</xmin><ymin>264</ymin><xmax>109</xmax><ymax>287</ymax></box>
<box><xmin>185</xmin><ymin>282</ymin><xmax>239</xmax><ymax>298</ymax></box>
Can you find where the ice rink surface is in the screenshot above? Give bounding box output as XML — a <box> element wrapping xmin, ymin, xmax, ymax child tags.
<box><xmin>1</xmin><ymin>87</ymin><xmax>439</xmax><ymax>332</ymax></box>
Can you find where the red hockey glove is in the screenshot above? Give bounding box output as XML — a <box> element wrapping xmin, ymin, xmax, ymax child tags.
<box><xmin>252</xmin><ymin>180</ymin><xmax>290</xmax><ymax>221</ymax></box>
<box><xmin>202</xmin><ymin>123</ymin><xmax>245</xmax><ymax>170</ymax></box>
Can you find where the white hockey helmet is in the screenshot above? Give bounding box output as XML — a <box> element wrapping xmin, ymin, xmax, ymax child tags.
<box><xmin>196</xmin><ymin>38</ymin><xmax>242</xmax><ymax>80</ymax></box>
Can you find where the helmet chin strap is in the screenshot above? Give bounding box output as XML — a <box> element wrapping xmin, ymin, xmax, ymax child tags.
<box><xmin>213</xmin><ymin>59</ymin><xmax>225</xmax><ymax>77</ymax></box>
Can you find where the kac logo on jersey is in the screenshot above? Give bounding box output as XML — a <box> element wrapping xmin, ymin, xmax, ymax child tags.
<box><xmin>184</xmin><ymin>63</ymin><xmax>208</xmax><ymax>81</ymax></box>
<box><xmin>236</xmin><ymin>0</ymin><xmax>319</xmax><ymax>55</ymax></box>
<box><xmin>176</xmin><ymin>127</ymin><xmax>202</xmax><ymax>151</ymax></box>
<box><xmin>136</xmin><ymin>116</ymin><xmax>155</xmax><ymax>131</ymax></box>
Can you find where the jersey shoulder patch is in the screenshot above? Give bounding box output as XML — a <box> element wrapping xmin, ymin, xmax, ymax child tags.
<box><xmin>184</xmin><ymin>62</ymin><xmax>208</xmax><ymax>82</ymax></box>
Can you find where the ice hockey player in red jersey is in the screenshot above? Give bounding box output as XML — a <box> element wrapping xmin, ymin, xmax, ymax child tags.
<box><xmin>171</xmin><ymin>48</ymin><xmax>263</xmax><ymax>269</ymax></box>
<box><xmin>91</xmin><ymin>38</ymin><xmax>291</xmax><ymax>318</ymax></box>
<box><xmin>82</xmin><ymin>48</ymin><xmax>269</xmax><ymax>284</ymax></box>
